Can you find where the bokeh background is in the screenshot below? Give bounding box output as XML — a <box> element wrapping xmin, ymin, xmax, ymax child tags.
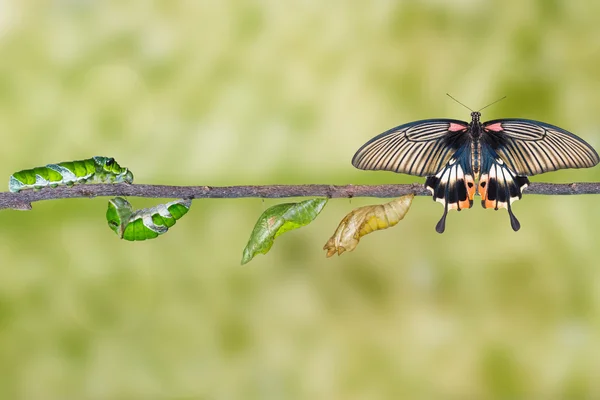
<box><xmin>1</xmin><ymin>1</ymin><xmax>600</xmax><ymax>398</ymax></box>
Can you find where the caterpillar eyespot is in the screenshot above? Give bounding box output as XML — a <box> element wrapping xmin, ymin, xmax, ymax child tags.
<box><xmin>106</xmin><ymin>197</ymin><xmax>192</xmax><ymax>241</ymax></box>
<box><xmin>9</xmin><ymin>156</ymin><xmax>133</xmax><ymax>193</ymax></box>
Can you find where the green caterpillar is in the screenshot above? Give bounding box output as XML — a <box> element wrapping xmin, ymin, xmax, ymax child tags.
<box><xmin>106</xmin><ymin>197</ymin><xmax>191</xmax><ymax>241</ymax></box>
<box><xmin>9</xmin><ymin>156</ymin><xmax>133</xmax><ymax>193</ymax></box>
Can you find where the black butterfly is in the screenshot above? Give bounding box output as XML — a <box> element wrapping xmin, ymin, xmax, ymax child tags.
<box><xmin>352</xmin><ymin>111</ymin><xmax>599</xmax><ymax>233</ymax></box>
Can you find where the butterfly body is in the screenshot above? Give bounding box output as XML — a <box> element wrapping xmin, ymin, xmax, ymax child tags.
<box><xmin>352</xmin><ymin>111</ymin><xmax>599</xmax><ymax>233</ymax></box>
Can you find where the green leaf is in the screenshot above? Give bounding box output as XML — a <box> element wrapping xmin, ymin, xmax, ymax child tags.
<box><xmin>241</xmin><ymin>198</ymin><xmax>328</xmax><ymax>265</ymax></box>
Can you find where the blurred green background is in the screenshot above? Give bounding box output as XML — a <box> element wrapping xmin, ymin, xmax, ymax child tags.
<box><xmin>1</xmin><ymin>1</ymin><xmax>600</xmax><ymax>398</ymax></box>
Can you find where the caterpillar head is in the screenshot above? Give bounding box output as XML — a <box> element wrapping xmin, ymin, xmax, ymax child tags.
<box><xmin>93</xmin><ymin>156</ymin><xmax>134</xmax><ymax>183</ymax></box>
<box><xmin>106</xmin><ymin>197</ymin><xmax>134</xmax><ymax>238</ymax></box>
<box><xmin>119</xmin><ymin>169</ymin><xmax>134</xmax><ymax>184</ymax></box>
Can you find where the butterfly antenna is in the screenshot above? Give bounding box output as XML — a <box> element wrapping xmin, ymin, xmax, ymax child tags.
<box><xmin>478</xmin><ymin>96</ymin><xmax>507</xmax><ymax>112</ymax></box>
<box><xmin>446</xmin><ymin>93</ymin><xmax>473</xmax><ymax>112</ymax></box>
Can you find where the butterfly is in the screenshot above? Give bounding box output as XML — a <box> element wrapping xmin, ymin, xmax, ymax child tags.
<box><xmin>352</xmin><ymin>110</ymin><xmax>599</xmax><ymax>233</ymax></box>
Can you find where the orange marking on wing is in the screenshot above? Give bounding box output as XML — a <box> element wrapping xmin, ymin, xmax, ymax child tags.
<box><xmin>478</xmin><ymin>174</ymin><xmax>489</xmax><ymax>200</ymax></box>
<box><xmin>465</xmin><ymin>175</ymin><xmax>476</xmax><ymax>201</ymax></box>
<box><xmin>483</xmin><ymin>199</ymin><xmax>509</xmax><ymax>210</ymax></box>
<box><xmin>458</xmin><ymin>199</ymin><xmax>471</xmax><ymax>210</ymax></box>
<box><xmin>483</xmin><ymin>199</ymin><xmax>497</xmax><ymax>209</ymax></box>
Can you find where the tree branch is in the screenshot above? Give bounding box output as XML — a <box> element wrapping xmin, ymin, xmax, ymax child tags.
<box><xmin>1</xmin><ymin>182</ymin><xmax>600</xmax><ymax>211</ymax></box>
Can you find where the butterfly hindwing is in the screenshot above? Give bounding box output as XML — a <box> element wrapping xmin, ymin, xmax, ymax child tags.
<box><xmin>480</xmin><ymin>118</ymin><xmax>598</xmax><ymax>231</ymax></box>
<box><xmin>425</xmin><ymin>147</ymin><xmax>476</xmax><ymax>233</ymax></box>
<box><xmin>478</xmin><ymin>146</ymin><xmax>530</xmax><ymax>231</ymax></box>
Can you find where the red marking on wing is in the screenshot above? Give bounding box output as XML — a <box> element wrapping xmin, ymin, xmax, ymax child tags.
<box><xmin>448</xmin><ymin>123</ymin><xmax>468</xmax><ymax>132</ymax></box>
<box><xmin>485</xmin><ymin>122</ymin><xmax>503</xmax><ymax>132</ymax></box>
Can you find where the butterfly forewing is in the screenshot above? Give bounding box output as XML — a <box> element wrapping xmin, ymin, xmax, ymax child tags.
<box><xmin>351</xmin><ymin>119</ymin><xmax>469</xmax><ymax>177</ymax></box>
<box><xmin>483</xmin><ymin>119</ymin><xmax>600</xmax><ymax>176</ymax></box>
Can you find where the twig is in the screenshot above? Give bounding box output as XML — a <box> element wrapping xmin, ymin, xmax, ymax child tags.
<box><xmin>1</xmin><ymin>182</ymin><xmax>600</xmax><ymax>211</ymax></box>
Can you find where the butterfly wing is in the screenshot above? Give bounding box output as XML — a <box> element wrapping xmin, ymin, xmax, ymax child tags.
<box><xmin>424</xmin><ymin>145</ymin><xmax>477</xmax><ymax>233</ymax></box>
<box><xmin>352</xmin><ymin>119</ymin><xmax>475</xmax><ymax>233</ymax></box>
<box><xmin>482</xmin><ymin>119</ymin><xmax>600</xmax><ymax>176</ymax></box>
<box><xmin>352</xmin><ymin>119</ymin><xmax>470</xmax><ymax>176</ymax></box>
<box><xmin>477</xmin><ymin>145</ymin><xmax>530</xmax><ymax>231</ymax></box>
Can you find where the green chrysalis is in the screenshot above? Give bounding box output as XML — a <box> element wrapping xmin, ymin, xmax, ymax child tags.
<box><xmin>9</xmin><ymin>156</ymin><xmax>133</xmax><ymax>193</ymax></box>
<box><xmin>241</xmin><ymin>198</ymin><xmax>328</xmax><ymax>264</ymax></box>
<box><xmin>106</xmin><ymin>197</ymin><xmax>192</xmax><ymax>241</ymax></box>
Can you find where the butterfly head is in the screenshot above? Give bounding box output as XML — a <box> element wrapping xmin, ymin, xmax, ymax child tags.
<box><xmin>471</xmin><ymin>111</ymin><xmax>481</xmax><ymax>124</ymax></box>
